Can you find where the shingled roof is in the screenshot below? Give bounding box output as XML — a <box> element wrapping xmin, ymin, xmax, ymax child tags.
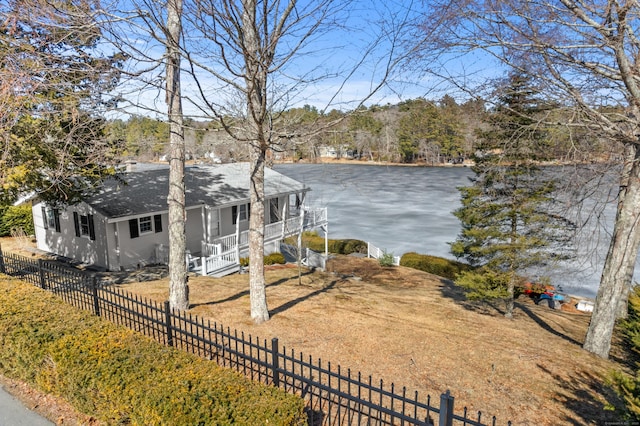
<box><xmin>84</xmin><ymin>163</ymin><xmax>309</xmax><ymax>219</ymax></box>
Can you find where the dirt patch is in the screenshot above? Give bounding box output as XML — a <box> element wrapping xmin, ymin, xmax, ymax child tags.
<box><xmin>0</xmin><ymin>237</ymin><xmax>631</xmax><ymax>425</ymax></box>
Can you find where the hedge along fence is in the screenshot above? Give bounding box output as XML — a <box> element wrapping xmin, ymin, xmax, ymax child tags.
<box><xmin>0</xmin><ymin>250</ymin><xmax>510</xmax><ymax>426</ymax></box>
<box><xmin>0</xmin><ymin>276</ymin><xmax>306</xmax><ymax>425</ymax></box>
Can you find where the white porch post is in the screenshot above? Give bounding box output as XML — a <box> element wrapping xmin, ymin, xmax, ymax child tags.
<box><xmin>201</xmin><ymin>205</ymin><xmax>207</xmax><ymax>245</ymax></box>
<box><xmin>281</xmin><ymin>201</ymin><xmax>288</xmax><ymax>239</ymax></box>
<box><xmin>235</xmin><ymin>207</ymin><xmax>241</xmax><ymax>264</ymax></box>
<box><xmin>298</xmin><ymin>208</ymin><xmax>305</xmax><ymax>267</ymax></box>
<box><xmin>324</xmin><ymin>211</ymin><xmax>328</xmax><ymax>259</ymax></box>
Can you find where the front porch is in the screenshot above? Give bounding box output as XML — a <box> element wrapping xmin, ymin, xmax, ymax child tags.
<box><xmin>191</xmin><ymin>206</ymin><xmax>327</xmax><ymax>277</ymax></box>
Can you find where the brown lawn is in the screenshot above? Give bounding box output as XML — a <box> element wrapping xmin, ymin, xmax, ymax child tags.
<box><xmin>0</xmin><ymin>237</ymin><xmax>632</xmax><ymax>425</ymax></box>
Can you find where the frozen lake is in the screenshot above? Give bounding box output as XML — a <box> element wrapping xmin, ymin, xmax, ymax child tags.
<box><xmin>274</xmin><ymin>163</ymin><xmax>639</xmax><ymax>299</ymax></box>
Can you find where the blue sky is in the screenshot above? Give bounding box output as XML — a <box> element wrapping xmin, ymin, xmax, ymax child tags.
<box><xmin>103</xmin><ymin>0</ymin><xmax>502</xmax><ymax>119</ymax></box>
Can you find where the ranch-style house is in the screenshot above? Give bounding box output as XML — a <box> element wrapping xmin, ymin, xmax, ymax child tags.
<box><xmin>32</xmin><ymin>163</ymin><xmax>327</xmax><ymax>276</ymax></box>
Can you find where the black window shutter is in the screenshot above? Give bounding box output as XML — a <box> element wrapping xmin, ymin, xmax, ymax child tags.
<box><xmin>129</xmin><ymin>219</ymin><xmax>139</xmax><ymax>239</ymax></box>
<box><xmin>232</xmin><ymin>206</ymin><xmax>238</xmax><ymax>225</ymax></box>
<box><xmin>154</xmin><ymin>214</ymin><xmax>162</xmax><ymax>233</ymax></box>
<box><xmin>42</xmin><ymin>206</ymin><xmax>48</xmax><ymax>229</ymax></box>
<box><xmin>53</xmin><ymin>209</ymin><xmax>61</xmax><ymax>232</ymax></box>
<box><xmin>88</xmin><ymin>214</ymin><xmax>96</xmax><ymax>241</ymax></box>
<box><xmin>73</xmin><ymin>212</ymin><xmax>81</xmax><ymax>237</ymax></box>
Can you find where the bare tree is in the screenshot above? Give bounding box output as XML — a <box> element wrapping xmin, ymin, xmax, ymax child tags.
<box><xmin>181</xmin><ymin>0</ymin><xmax>410</xmax><ymax>323</ymax></box>
<box><xmin>418</xmin><ymin>0</ymin><xmax>640</xmax><ymax>357</ymax></box>
<box><xmin>97</xmin><ymin>0</ymin><xmax>190</xmax><ymax>310</ymax></box>
<box><xmin>165</xmin><ymin>0</ymin><xmax>188</xmax><ymax>310</ymax></box>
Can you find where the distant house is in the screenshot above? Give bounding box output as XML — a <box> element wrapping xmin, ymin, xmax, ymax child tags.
<box><xmin>317</xmin><ymin>145</ymin><xmax>354</xmax><ymax>159</ymax></box>
<box><xmin>32</xmin><ymin>163</ymin><xmax>327</xmax><ymax>276</ymax></box>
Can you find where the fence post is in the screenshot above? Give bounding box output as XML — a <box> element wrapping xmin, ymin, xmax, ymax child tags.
<box><xmin>0</xmin><ymin>244</ymin><xmax>5</xmax><ymax>274</ymax></box>
<box><xmin>439</xmin><ymin>390</ymin><xmax>454</xmax><ymax>426</ymax></box>
<box><xmin>164</xmin><ymin>301</ymin><xmax>174</xmax><ymax>347</ymax></box>
<box><xmin>271</xmin><ymin>337</ymin><xmax>280</xmax><ymax>388</ymax></box>
<box><xmin>91</xmin><ymin>275</ymin><xmax>101</xmax><ymax>317</ymax></box>
<box><xmin>38</xmin><ymin>259</ymin><xmax>47</xmax><ymax>289</ymax></box>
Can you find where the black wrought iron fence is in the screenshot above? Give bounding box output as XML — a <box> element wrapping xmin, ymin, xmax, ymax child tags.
<box><xmin>0</xmin><ymin>248</ymin><xmax>511</xmax><ymax>426</ymax></box>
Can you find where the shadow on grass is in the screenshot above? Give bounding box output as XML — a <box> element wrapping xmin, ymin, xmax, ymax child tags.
<box><xmin>438</xmin><ymin>277</ymin><xmax>509</xmax><ymax>316</ymax></box>
<box><xmin>516</xmin><ymin>302</ymin><xmax>582</xmax><ymax>346</ymax></box>
<box><xmin>270</xmin><ymin>279</ymin><xmax>339</xmax><ymax>318</ymax></box>
<box><xmin>537</xmin><ymin>363</ymin><xmax>627</xmax><ymax>425</ymax></box>
<box><xmin>438</xmin><ymin>277</ymin><xmax>585</xmax><ymax>345</ymax></box>
<box><xmin>190</xmin><ymin>269</ymin><xmax>315</xmax><ymax>308</ymax></box>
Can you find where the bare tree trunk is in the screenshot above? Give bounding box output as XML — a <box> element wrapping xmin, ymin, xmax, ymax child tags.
<box><xmin>505</xmin><ymin>278</ymin><xmax>515</xmax><ymax>319</ymax></box>
<box><xmin>166</xmin><ymin>0</ymin><xmax>189</xmax><ymax>311</ymax></box>
<box><xmin>584</xmin><ymin>144</ymin><xmax>640</xmax><ymax>357</ymax></box>
<box><xmin>244</xmin><ymin>0</ymin><xmax>269</xmax><ymax>323</ymax></box>
<box><xmin>249</xmin><ymin>153</ymin><xmax>269</xmax><ymax>322</ymax></box>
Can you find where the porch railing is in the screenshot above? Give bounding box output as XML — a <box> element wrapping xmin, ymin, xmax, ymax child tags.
<box><xmin>199</xmin><ymin>207</ymin><xmax>328</xmax><ymax>276</ymax></box>
<box><xmin>367</xmin><ymin>242</ymin><xmax>400</xmax><ymax>266</ymax></box>
<box><xmin>202</xmin><ymin>251</ymin><xmax>237</xmax><ymax>275</ymax></box>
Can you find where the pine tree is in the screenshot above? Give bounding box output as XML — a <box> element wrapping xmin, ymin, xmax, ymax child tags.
<box><xmin>451</xmin><ymin>73</ymin><xmax>574</xmax><ymax>318</ymax></box>
<box><xmin>0</xmin><ymin>0</ymin><xmax>123</xmax><ymax>206</ymax></box>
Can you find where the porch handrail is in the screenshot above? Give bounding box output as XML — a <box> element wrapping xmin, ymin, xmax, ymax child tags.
<box><xmin>303</xmin><ymin>207</ymin><xmax>327</xmax><ymax>228</ymax></box>
<box><xmin>201</xmin><ymin>251</ymin><xmax>237</xmax><ymax>276</ymax></box>
<box><xmin>367</xmin><ymin>242</ymin><xmax>400</xmax><ymax>266</ymax></box>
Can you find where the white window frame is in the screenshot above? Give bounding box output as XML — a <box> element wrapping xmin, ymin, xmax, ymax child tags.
<box><xmin>80</xmin><ymin>214</ymin><xmax>90</xmax><ymax>236</ymax></box>
<box><xmin>45</xmin><ymin>209</ymin><xmax>56</xmax><ymax>229</ymax></box>
<box><xmin>138</xmin><ymin>216</ymin><xmax>153</xmax><ymax>234</ymax></box>
<box><xmin>239</xmin><ymin>204</ymin><xmax>248</xmax><ymax>221</ymax></box>
<box><xmin>233</xmin><ymin>203</ymin><xmax>249</xmax><ymax>225</ymax></box>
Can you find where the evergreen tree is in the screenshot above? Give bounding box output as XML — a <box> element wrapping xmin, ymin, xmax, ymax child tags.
<box><xmin>0</xmin><ymin>0</ymin><xmax>123</xmax><ymax>206</ymax></box>
<box><xmin>451</xmin><ymin>73</ymin><xmax>574</xmax><ymax>318</ymax></box>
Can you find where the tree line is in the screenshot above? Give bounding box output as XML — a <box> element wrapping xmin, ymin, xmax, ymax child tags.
<box><xmin>106</xmin><ymin>95</ymin><xmax>622</xmax><ymax>166</ymax></box>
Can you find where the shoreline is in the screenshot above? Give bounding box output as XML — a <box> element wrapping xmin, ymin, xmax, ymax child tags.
<box><xmin>274</xmin><ymin>158</ymin><xmax>472</xmax><ymax>168</ymax></box>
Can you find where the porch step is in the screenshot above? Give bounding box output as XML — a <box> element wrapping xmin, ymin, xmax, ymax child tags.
<box><xmin>210</xmin><ymin>264</ymin><xmax>240</xmax><ymax>278</ymax></box>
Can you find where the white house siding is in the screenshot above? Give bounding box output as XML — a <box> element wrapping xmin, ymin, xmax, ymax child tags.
<box><xmin>113</xmin><ymin>213</ymin><xmax>169</xmax><ymax>270</ymax></box>
<box><xmin>220</xmin><ymin>205</ymin><xmax>250</xmax><ymax>237</ymax></box>
<box><xmin>185</xmin><ymin>207</ymin><xmax>204</xmax><ymax>254</ymax></box>
<box><xmin>32</xmin><ymin>201</ymin><xmax>109</xmax><ymax>268</ymax></box>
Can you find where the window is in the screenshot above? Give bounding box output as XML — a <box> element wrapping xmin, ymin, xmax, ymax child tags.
<box><xmin>80</xmin><ymin>215</ymin><xmax>90</xmax><ymax>236</ymax></box>
<box><xmin>139</xmin><ymin>216</ymin><xmax>152</xmax><ymax>233</ymax></box>
<box><xmin>269</xmin><ymin>198</ymin><xmax>280</xmax><ymax>223</ymax></box>
<box><xmin>232</xmin><ymin>204</ymin><xmax>250</xmax><ymax>225</ymax></box>
<box><xmin>41</xmin><ymin>207</ymin><xmax>60</xmax><ymax>232</ymax></box>
<box><xmin>46</xmin><ymin>209</ymin><xmax>56</xmax><ymax>229</ymax></box>
<box><xmin>73</xmin><ymin>212</ymin><xmax>95</xmax><ymax>240</ymax></box>
<box><xmin>129</xmin><ymin>214</ymin><xmax>163</xmax><ymax>239</ymax></box>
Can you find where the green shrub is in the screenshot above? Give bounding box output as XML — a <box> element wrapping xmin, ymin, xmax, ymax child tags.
<box><xmin>611</xmin><ymin>286</ymin><xmax>640</xmax><ymax>421</ymax></box>
<box><xmin>239</xmin><ymin>253</ymin><xmax>286</xmax><ymax>266</ymax></box>
<box><xmin>0</xmin><ymin>277</ymin><xmax>306</xmax><ymax>425</ymax></box>
<box><xmin>0</xmin><ymin>205</ymin><xmax>34</xmax><ymax>237</ymax></box>
<box><xmin>378</xmin><ymin>252</ymin><xmax>395</xmax><ymax>267</ymax></box>
<box><xmin>454</xmin><ymin>268</ymin><xmax>512</xmax><ymax>301</ymax></box>
<box><xmin>399</xmin><ymin>252</ymin><xmax>471</xmax><ymax>280</ymax></box>
<box><xmin>342</xmin><ymin>239</ymin><xmax>367</xmax><ymax>254</ymax></box>
<box><xmin>264</xmin><ymin>252</ymin><xmax>286</xmax><ymax>265</ymax></box>
<box><xmin>285</xmin><ymin>231</ymin><xmax>366</xmax><ymax>255</ymax></box>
